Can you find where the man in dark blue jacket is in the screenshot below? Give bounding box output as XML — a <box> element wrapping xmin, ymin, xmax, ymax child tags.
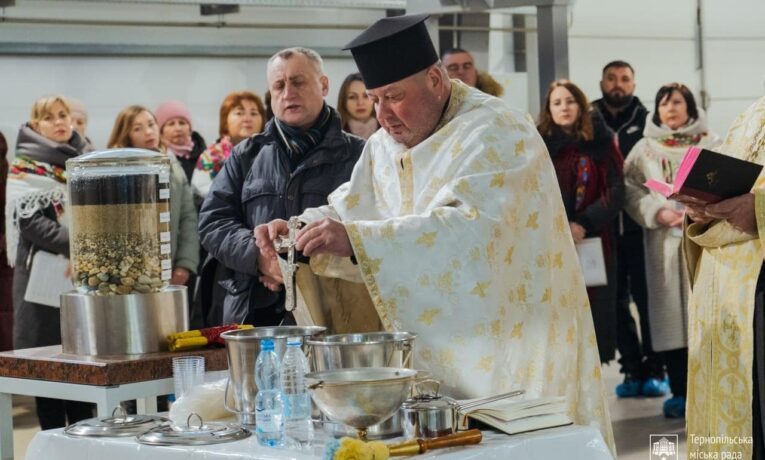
<box><xmin>197</xmin><ymin>47</ymin><xmax>364</xmax><ymax>326</ymax></box>
<box><xmin>592</xmin><ymin>60</ymin><xmax>667</xmax><ymax>398</ymax></box>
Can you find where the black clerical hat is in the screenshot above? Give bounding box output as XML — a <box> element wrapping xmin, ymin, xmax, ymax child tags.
<box><xmin>343</xmin><ymin>14</ymin><xmax>438</xmax><ymax>90</ymax></box>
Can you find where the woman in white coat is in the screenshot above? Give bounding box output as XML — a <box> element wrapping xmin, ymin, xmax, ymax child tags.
<box><xmin>624</xmin><ymin>83</ymin><xmax>719</xmax><ymax>418</ymax></box>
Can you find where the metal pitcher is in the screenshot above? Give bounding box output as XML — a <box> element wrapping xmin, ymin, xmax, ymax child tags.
<box><xmin>220</xmin><ymin>325</ymin><xmax>325</xmax><ymax>427</ymax></box>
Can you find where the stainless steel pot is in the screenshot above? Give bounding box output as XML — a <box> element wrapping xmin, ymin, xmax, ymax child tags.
<box><xmin>402</xmin><ymin>380</ymin><xmax>525</xmax><ymax>439</ymax></box>
<box><xmin>308</xmin><ymin>331</ymin><xmax>416</xmax><ymax>370</ymax></box>
<box><xmin>307</xmin><ymin>331</ymin><xmax>416</xmax><ymax>439</ymax></box>
<box><xmin>220</xmin><ymin>325</ymin><xmax>325</xmax><ymax>427</ymax></box>
<box><xmin>401</xmin><ymin>380</ymin><xmax>459</xmax><ymax>439</ymax></box>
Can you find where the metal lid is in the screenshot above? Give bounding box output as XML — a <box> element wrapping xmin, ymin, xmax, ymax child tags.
<box><xmin>401</xmin><ymin>379</ymin><xmax>458</xmax><ymax>412</ymax></box>
<box><xmin>307</xmin><ymin>331</ymin><xmax>416</xmax><ymax>346</ymax></box>
<box><xmin>402</xmin><ymin>393</ymin><xmax>458</xmax><ymax>412</ymax></box>
<box><xmin>220</xmin><ymin>325</ymin><xmax>326</xmax><ymax>342</ymax></box>
<box><xmin>65</xmin><ymin>407</ymin><xmax>170</xmax><ymax>438</ymax></box>
<box><xmin>68</xmin><ymin>148</ymin><xmax>166</xmax><ymax>164</ymax></box>
<box><xmin>137</xmin><ymin>413</ymin><xmax>251</xmax><ymax>446</ymax></box>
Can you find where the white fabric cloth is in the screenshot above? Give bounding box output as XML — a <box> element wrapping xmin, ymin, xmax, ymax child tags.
<box><xmin>4</xmin><ymin>172</ymin><xmax>66</xmax><ymax>267</ymax></box>
<box><xmin>24</xmin><ymin>425</ymin><xmax>613</xmax><ymax>460</ymax></box>
<box><xmin>298</xmin><ymin>80</ymin><xmax>614</xmax><ymax>452</ymax></box>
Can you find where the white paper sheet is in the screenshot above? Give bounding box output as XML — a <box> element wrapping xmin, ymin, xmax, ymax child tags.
<box><xmin>23</xmin><ymin>250</ymin><xmax>73</xmax><ymax>307</ymax></box>
<box><xmin>575</xmin><ymin>237</ymin><xmax>608</xmax><ymax>287</ymax></box>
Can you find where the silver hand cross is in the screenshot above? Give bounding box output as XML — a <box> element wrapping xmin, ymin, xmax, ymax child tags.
<box><xmin>274</xmin><ymin>216</ymin><xmax>302</xmax><ymax>312</ymax></box>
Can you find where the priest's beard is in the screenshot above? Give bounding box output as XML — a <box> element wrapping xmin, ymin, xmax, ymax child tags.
<box><xmin>602</xmin><ymin>92</ymin><xmax>634</xmax><ymax>110</ymax></box>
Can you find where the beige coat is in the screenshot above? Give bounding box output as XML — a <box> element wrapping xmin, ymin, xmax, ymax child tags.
<box><xmin>624</xmin><ymin>112</ymin><xmax>719</xmax><ymax>351</ymax></box>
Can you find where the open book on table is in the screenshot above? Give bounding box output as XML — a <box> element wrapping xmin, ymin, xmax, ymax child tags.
<box><xmin>456</xmin><ymin>396</ymin><xmax>572</xmax><ymax>435</ymax></box>
<box><xmin>644</xmin><ymin>146</ymin><xmax>763</xmax><ymax>204</ymax></box>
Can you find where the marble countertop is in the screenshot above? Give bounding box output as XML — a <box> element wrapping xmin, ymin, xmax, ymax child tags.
<box><xmin>0</xmin><ymin>345</ymin><xmax>227</xmax><ymax>386</ymax></box>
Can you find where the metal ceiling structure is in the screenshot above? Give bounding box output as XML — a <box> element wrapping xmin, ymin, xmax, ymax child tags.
<box><xmin>8</xmin><ymin>0</ymin><xmax>570</xmax><ymax>105</ymax></box>
<box><xmin>410</xmin><ymin>0</ymin><xmax>570</xmax><ymax>108</ymax></box>
<box><xmin>24</xmin><ymin>0</ymin><xmax>407</xmax><ymax>8</ymax></box>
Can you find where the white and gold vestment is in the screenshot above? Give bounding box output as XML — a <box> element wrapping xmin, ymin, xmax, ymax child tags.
<box><xmin>298</xmin><ymin>80</ymin><xmax>614</xmax><ymax>451</ymax></box>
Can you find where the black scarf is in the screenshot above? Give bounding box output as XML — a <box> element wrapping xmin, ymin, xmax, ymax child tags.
<box><xmin>273</xmin><ymin>103</ymin><xmax>332</xmax><ymax>165</ymax></box>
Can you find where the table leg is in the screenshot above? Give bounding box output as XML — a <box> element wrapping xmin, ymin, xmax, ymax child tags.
<box><xmin>136</xmin><ymin>397</ymin><xmax>157</xmax><ymax>415</ymax></box>
<box><xmin>0</xmin><ymin>392</ymin><xmax>14</xmax><ymax>460</ymax></box>
<box><xmin>94</xmin><ymin>388</ymin><xmax>123</xmax><ymax>417</ymax></box>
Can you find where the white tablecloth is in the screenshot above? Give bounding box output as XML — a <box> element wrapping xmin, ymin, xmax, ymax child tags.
<box><xmin>25</xmin><ymin>425</ymin><xmax>612</xmax><ymax>460</ymax></box>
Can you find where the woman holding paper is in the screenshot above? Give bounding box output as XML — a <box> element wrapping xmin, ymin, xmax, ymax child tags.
<box><xmin>8</xmin><ymin>95</ymin><xmax>94</xmax><ymax>428</ymax></box>
<box><xmin>623</xmin><ymin>83</ymin><xmax>719</xmax><ymax>419</ymax></box>
<box><xmin>538</xmin><ymin>79</ymin><xmax>625</xmax><ymax>364</ymax></box>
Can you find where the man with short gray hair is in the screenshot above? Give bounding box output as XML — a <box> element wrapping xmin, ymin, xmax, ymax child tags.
<box><xmin>197</xmin><ymin>47</ymin><xmax>364</xmax><ymax>327</ymax></box>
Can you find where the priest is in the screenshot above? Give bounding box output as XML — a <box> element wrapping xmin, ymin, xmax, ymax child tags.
<box><xmin>255</xmin><ymin>14</ymin><xmax>614</xmax><ymax>449</ymax></box>
<box><xmin>681</xmin><ymin>96</ymin><xmax>765</xmax><ymax>459</ymax></box>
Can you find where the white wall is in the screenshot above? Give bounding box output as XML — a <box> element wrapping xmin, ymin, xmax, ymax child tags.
<box><xmin>566</xmin><ymin>0</ymin><xmax>765</xmax><ymax>137</ymax></box>
<box><xmin>0</xmin><ymin>1</ymin><xmax>383</xmax><ymax>152</ymax></box>
<box><xmin>1</xmin><ymin>0</ymin><xmax>763</xmax><ymax>152</ymax></box>
<box><xmin>0</xmin><ymin>55</ymin><xmax>360</xmax><ymax>151</ymax></box>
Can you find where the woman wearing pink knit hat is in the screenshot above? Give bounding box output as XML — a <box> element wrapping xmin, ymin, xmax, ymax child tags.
<box><xmin>155</xmin><ymin>100</ymin><xmax>207</xmax><ymax>182</ymax></box>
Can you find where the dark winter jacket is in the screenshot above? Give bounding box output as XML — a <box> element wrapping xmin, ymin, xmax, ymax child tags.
<box><xmin>591</xmin><ymin>96</ymin><xmax>648</xmax><ymax>237</ymax></box>
<box><xmin>12</xmin><ymin>124</ymin><xmax>93</xmax><ymax>350</ymax></box>
<box><xmin>542</xmin><ymin>112</ymin><xmax>624</xmax><ymax>363</ymax></box>
<box><xmin>0</xmin><ymin>132</ymin><xmax>11</xmax><ymax>352</ymax></box>
<box><xmin>591</xmin><ymin>96</ymin><xmax>648</xmax><ymax>158</ymax></box>
<box><xmin>197</xmin><ymin>109</ymin><xmax>364</xmax><ymax>326</ymax></box>
<box><xmin>543</xmin><ymin>111</ymin><xmax>625</xmax><ymax>236</ymax></box>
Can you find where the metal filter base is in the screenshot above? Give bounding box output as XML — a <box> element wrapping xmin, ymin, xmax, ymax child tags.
<box><xmin>60</xmin><ymin>286</ymin><xmax>188</xmax><ymax>356</ymax></box>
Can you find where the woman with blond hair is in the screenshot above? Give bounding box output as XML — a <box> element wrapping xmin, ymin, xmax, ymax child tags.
<box><xmin>538</xmin><ymin>79</ymin><xmax>625</xmax><ymax>364</ymax></box>
<box><xmin>108</xmin><ymin>105</ymin><xmax>199</xmax><ymax>292</ymax></box>
<box><xmin>8</xmin><ymin>95</ymin><xmax>94</xmax><ymax>428</ymax></box>
<box><xmin>191</xmin><ymin>91</ymin><xmax>266</xmax><ymax>199</ymax></box>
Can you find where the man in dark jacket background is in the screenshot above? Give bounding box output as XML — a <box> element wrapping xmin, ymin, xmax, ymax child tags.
<box><xmin>197</xmin><ymin>47</ymin><xmax>364</xmax><ymax>327</ymax></box>
<box><xmin>591</xmin><ymin>60</ymin><xmax>667</xmax><ymax>398</ymax></box>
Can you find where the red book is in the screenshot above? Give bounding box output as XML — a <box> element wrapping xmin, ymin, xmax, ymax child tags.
<box><xmin>644</xmin><ymin>146</ymin><xmax>763</xmax><ymax>203</ymax></box>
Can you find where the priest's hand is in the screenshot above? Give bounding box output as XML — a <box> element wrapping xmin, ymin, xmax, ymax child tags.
<box><xmin>685</xmin><ymin>204</ymin><xmax>714</xmax><ymax>225</ymax></box>
<box><xmin>656</xmin><ymin>208</ymin><xmax>684</xmax><ymax>228</ymax></box>
<box><xmin>254</xmin><ymin>219</ymin><xmax>289</xmax><ymax>261</ymax></box>
<box><xmin>296</xmin><ymin>218</ymin><xmax>354</xmax><ymax>257</ymax></box>
<box><xmin>569</xmin><ymin>222</ymin><xmax>586</xmax><ymax>244</ymax></box>
<box><xmin>705</xmin><ymin>193</ymin><xmax>757</xmax><ymax>235</ymax></box>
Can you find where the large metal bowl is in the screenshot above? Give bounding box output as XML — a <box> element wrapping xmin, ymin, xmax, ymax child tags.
<box><xmin>306</xmin><ymin>367</ymin><xmax>417</xmax><ymax>440</ymax></box>
<box><xmin>307</xmin><ymin>331</ymin><xmax>416</xmax><ymax>438</ymax></box>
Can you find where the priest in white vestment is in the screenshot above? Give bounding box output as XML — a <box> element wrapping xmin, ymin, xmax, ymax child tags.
<box><xmin>255</xmin><ymin>14</ymin><xmax>614</xmax><ymax>452</ymax></box>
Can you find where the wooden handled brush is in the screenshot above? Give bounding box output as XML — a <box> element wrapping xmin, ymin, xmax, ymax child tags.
<box><xmin>324</xmin><ymin>429</ymin><xmax>483</xmax><ymax>459</ymax></box>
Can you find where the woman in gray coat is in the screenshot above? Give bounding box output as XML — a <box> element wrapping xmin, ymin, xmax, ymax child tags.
<box><xmin>9</xmin><ymin>95</ymin><xmax>94</xmax><ymax>429</ymax></box>
<box><xmin>107</xmin><ymin>105</ymin><xmax>200</xmax><ymax>288</ymax></box>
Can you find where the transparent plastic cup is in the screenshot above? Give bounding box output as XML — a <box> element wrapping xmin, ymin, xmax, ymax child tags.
<box><xmin>172</xmin><ymin>356</ymin><xmax>205</xmax><ymax>399</ymax></box>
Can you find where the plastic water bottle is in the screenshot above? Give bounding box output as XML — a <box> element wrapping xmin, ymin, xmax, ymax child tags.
<box><xmin>280</xmin><ymin>337</ymin><xmax>314</xmax><ymax>445</ymax></box>
<box><xmin>255</xmin><ymin>339</ymin><xmax>284</xmax><ymax>447</ymax></box>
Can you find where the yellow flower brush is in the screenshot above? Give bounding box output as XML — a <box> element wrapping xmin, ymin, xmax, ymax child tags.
<box><xmin>324</xmin><ymin>429</ymin><xmax>483</xmax><ymax>459</ymax></box>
